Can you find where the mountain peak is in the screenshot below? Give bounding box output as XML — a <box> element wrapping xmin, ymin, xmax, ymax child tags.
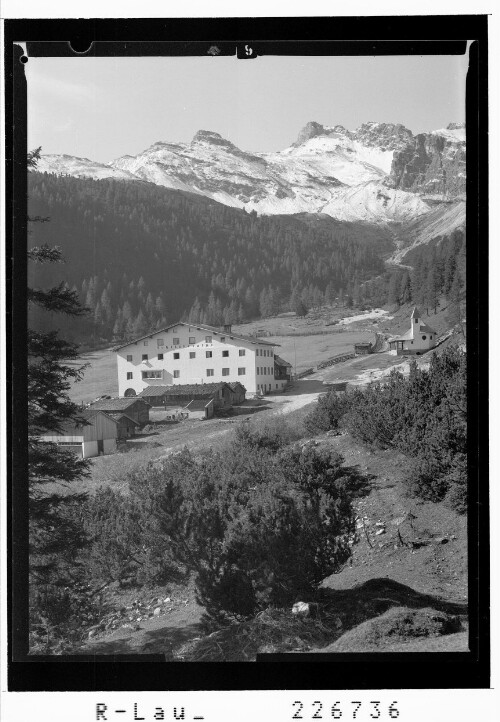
<box><xmin>294</xmin><ymin>121</ymin><xmax>327</xmax><ymax>145</ymax></box>
<box><xmin>353</xmin><ymin>122</ymin><xmax>413</xmax><ymax>151</ymax></box>
<box><xmin>192</xmin><ymin>129</ymin><xmax>233</xmax><ymax>147</ymax></box>
<box><xmin>447</xmin><ymin>122</ymin><xmax>465</xmax><ymax>130</ymax></box>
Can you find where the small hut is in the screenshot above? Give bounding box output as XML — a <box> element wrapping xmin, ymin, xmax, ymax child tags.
<box><xmin>354</xmin><ymin>342</ymin><xmax>373</xmax><ymax>355</ymax></box>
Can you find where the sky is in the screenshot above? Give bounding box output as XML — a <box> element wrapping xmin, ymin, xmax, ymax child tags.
<box><xmin>26</xmin><ymin>53</ymin><xmax>468</xmax><ymax>163</ymax></box>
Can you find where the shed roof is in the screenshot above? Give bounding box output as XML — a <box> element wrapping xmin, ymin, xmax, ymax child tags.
<box><xmin>89</xmin><ymin>397</ymin><xmax>150</xmax><ymax>411</ymax></box>
<box><xmin>113</xmin><ymin>321</ymin><xmax>278</xmax><ymax>350</ymax></box>
<box><xmin>184</xmin><ymin>399</ymin><xmax>213</xmax><ymax>411</ymax></box>
<box><xmin>107</xmin><ymin>412</ymin><xmax>140</xmax><ymax>426</ymax></box>
<box><xmin>137</xmin><ymin>386</ymin><xmax>172</xmax><ymax>398</ymax></box>
<box><xmin>228</xmin><ymin>382</ymin><xmax>247</xmax><ymax>392</ymax></box>
<box><xmin>388</xmin><ymin>328</ymin><xmax>414</xmax><ymax>343</ymax></box>
<box><xmin>274</xmin><ymin>355</ymin><xmax>292</xmax><ymax>368</ymax></box>
<box><xmin>55</xmin><ymin>409</ymin><xmax>118</xmax><ymax>435</ymax></box>
<box><xmin>139</xmin><ymin>382</ymin><xmax>230</xmax><ymax>398</ymax></box>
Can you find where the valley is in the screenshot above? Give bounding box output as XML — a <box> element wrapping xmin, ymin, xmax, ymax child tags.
<box><xmin>28</xmin><ymin>116</ymin><xmax>469</xmax><ymax>660</ymax></box>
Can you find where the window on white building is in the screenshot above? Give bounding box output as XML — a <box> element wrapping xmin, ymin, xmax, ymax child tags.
<box><xmin>174</xmin><ymin>352</ymin><xmax>180</xmax><ymax>359</ymax></box>
<box><xmin>142</xmin><ymin>354</ymin><xmax>148</xmax><ymax>361</ymax></box>
<box><xmin>142</xmin><ymin>370</ymin><xmax>162</xmax><ymax>379</ymax></box>
<box><xmin>157</xmin><ymin>339</ymin><xmax>164</xmax><ymax>347</ymax></box>
<box><xmin>189</xmin><ymin>337</ymin><xmax>196</xmax><ymax>344</ymax></box>
<box><xmin>205</xmin><ymin>335</ymin><xmax>212</xmax><ymax>343</ymax></box>
<box><xmin>158</xmin><ymin>353</ymin><xmax>164</xmax><ymax>360</ymax></box>
<box><xmin>222</xmin><ymin>350</ymin><xmax>229</xmax><ymax>357</ymax></box>
<box><xmin>239</xmin><ymin>349</ymin><xmax>245</xmax><ymax>356</ymax></box>
<box><xmin>238</xmin><ymin>368</ymin><xmax>246</xmax><ymax>375</ymax></box>
<box><xmin>422</xmin><ymin>335</ymin><xmax>427</xmax><ymax>340</ymax></box>
<box><xmin>206</xmin><ymin>351</ymin><xmax>212</xmax><ymax>358</ymax></box>
<box><xmin>127</xmin><ymin>372</ymin><xmax>133</xmax><ymax>380</ymax></box>
<box><xmin>220</xmin><ymin>336</ymin><xmax>226</xmax><ymax>342</ymax></box>
<box><xmin>127</xmin><ymin>355</ymin><xmax>133</xmax><ymax>362</ymax></box>
<box><xmin>144</xmin><ymin>341</ymin><xmax>148</xmax><ymax>347</ymax></box>
<box><xmin>173</xmin><ymin>338</ymin><xmax>179</xmax><ymax>345</ymax></box>
<box><xmin>207</xmin><ymin>369</ymin><xmax>214</xmax><ymax>377</ymax></box>
<box><xmin>222</xmin><ymin>368</ymin><xmax>230</xmax><ymax>376</ymax></box>
<box><xmin>190</xmin><ymin>352</ymin><xmax>196</xmax><ymax>359</ymax></box>
<box><xmin>174</xmin><ymin>370</ymin><xmax>180</xmax><ymax>378</ymax></box>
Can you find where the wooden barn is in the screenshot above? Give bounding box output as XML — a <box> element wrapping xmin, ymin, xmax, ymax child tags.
<box><xmin>89</xmin><ymin>397</ymin><xmax>151</xmax><ymax>426</ymax></box>
<box><xmin>108</xmin><ymin>413</ymin><xmax>139</xmax><ymax>439</ymax></box>
<box><xmin>40</xmin><ymin>409</ymin><xmax>118</xmax><ymax>458</ymax></box>
<box><xmin>184</xmin><ymin>398</ymin><xmax>215</xmax><ymax>419</ymax></box>
<box><xmin>227</xmin><ymin>382</ymin><xmax>246</xmax><ymax>404</ymax></box>
<box><xmin>138</xmin><ymin>382</ymin><xmax>233</xmax><ymax>409</ymax></box>
<box><xmin>354</xmin><ymin>342</ymin><xmax>373</xmax><ymax>355</ymax></box>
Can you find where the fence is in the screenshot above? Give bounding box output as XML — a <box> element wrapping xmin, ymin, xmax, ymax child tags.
<box><xmin>316</xmin><ymin>352</ymin><xmax>355</xmax><ymax>370</ymax></box>
<box><xmin>294</xmin><ymin>368</ymin><xmax>315</xmax><ymax>379</ymax></box>
<box><xmin>259</xmin><ymin>327</ymin><xmax>348</xmax><ymax>338</ymax></box>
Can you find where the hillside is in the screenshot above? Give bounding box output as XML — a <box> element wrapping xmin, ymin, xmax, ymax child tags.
<box><xmin>28</xmin><ymin>172</ymin><xmax>391</xmax><ymax>343</ymax></box>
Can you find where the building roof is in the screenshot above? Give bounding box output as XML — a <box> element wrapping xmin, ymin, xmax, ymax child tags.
<box><xmin>139</xmin><ymin>382</ymin><xmax>230</xmax><ymax>398</ymax></box>
<box><xmin>107</xmin><ymin>412</ymin><xmax>140</xmax><ymax>426</ymax></box>
<box><xmin>411</xmin><ymin>306</ymin><xmax>421</xmax><ymax>319</ymax></box>
<box><xmin>228</xmin><ymin>382</ymin><xmax>247</xmax><ymax>392</ymax></box>
<box><xmin>388</xmin><ymin>328</ymin><xmax>414</xmax><ymax>343</ymax></box>
<box><xmin>184</xmin><ymin>399</ymin><xmax>213</xmax><ymax>411</ymax></box>
<box><xmin>89</xmin><ymin>397</ymin><xmax>150</xmax><ymax>411</ymax></box>
<box><xmin>274</xmin><ymin>355</ymin><xmax>292</xmax><ymax>368</ymax></box>
<box><xmin>113</xmin><ymin>321</ymin><xmax>278</xmax><ymax>351</ymax></box>
<box><xmin>137</xmin><ymin>386</ymin><xmax>172</xmax><ymax>398</ymax></box>
<box><xmin>54</xmin><ymin>409</ymin><xmax>118</xmax><ymax>435</ymax></box>
<box><xmin>419</xmin><ymin>322</ymin><xmax>437</xmax><ymax>334</ymax></box>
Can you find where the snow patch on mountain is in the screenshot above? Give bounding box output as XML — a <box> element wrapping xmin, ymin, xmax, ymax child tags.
<box><xmin>36</xmin><ymin>154</ymin><xmax>140</xmax><ymax>181</ymax></box>
<box><xmin>431</xmin><ymin>127</ymin><xmax>466</xmax><ymax>143</ymax></box>
<box><xmin>35</xmin><ymin>120</ymin><xmax>465</xmax><ymax>226</ymax></box>
<box><xmin>320</xmin><ymin>182</ymin><xmax>431</xmax><ymax>223</ymax></box>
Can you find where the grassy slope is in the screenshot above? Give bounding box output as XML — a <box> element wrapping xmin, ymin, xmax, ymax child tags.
<box><xmin>68</xmin><ymin>349</ymin><xmax>118</xmax><ymax>403</ymax></box>
<box><xmin>78</xmin><ymin>416</ymin><xmax>468</xmax><ymax>658</ymax></box>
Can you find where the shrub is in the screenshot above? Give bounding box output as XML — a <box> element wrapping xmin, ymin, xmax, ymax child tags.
<box><xmin>303</xmin><ymin>347</ymin><xmax>467</xmax><ymax>512</ymax></box>
<box><xmin>304</xmin><ymin>389</ymin><xmax>354</xmax><ymax>434</ymax></box>
<box><xmin>234</xmin><ymin>413</ymin><xmax>305</xmax><ymax>452</ymax></box>
<box><xmin>125</xmin><ymin>444</ymin><xmax>355</xmax><ymax>621</ymax></box>
<box><xmin>78</xmin><ymin>486</ymin><xmax>178</xmax><ymax>588</ymax></box>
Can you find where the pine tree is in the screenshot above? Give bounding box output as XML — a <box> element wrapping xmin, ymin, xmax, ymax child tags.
<box><xmin>447</xmin><ymin>267</ymin><xmax>466</xmax><ymax>337</ymax></box>
<box><xmin>399</xmin><ymin>271</ymin><xmax>412</xmax><ymax>305</ymax></box>
<box><xmin>28</xmin><ymin>148</ymin><xmax>93</xmax><ymax>652</ymax></box>
<box><xmin>425</xmin><ymin>266</ymin><xmax>438</xmax><ymax>315</ymax></box>
<box><xmin>387</xmin><ymin>273</ymin><xmax>401</xmax><ymax>308</ymax></box>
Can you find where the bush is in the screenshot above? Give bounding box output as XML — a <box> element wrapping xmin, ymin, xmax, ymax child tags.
<box><xmin>304</xmin><ymin>389</ymin><xmax>355</xmax><ymax>434</ymax></box>
<box><xmin>77</xmin><ymin>486</ymin><xmax>179</xmax><ymax>588</ymax></box>
<box><xmin>304</xmin><ymin>347</ymin><xmax>467</xmax><ymax>512</ymax></box>
<box><xmin>234</xmin><ymin>413</ymin><xmax>305</xmax><ymax>452</ymax></box>
<box><xmin>124</xmin><ymin>444</ymin><xmax>356</xmax><ymax>621</ymax></box>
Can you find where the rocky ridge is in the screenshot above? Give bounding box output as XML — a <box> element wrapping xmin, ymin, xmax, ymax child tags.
<box><xmin>36</xmin><ymin>121</ymin><xmax>465</xmax><ymax>225</ymax></box>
